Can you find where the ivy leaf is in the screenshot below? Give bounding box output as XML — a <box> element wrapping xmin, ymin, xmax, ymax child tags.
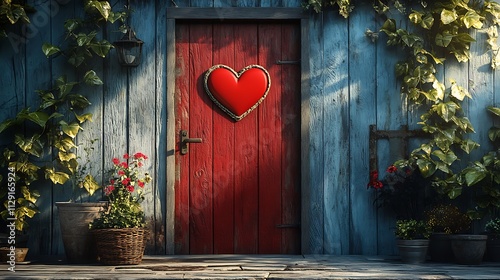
<box><xmin>463</xmin><ymin>164</ymin><xmax>487</xmax><ymax>186</ymax></box>
<box><xmin>84</xmin><ymin>70</ymin><xmax>103</xmax><ymax>85</ymax></box>
<box><xmin>460</xmin><ymin>139</ymin><xmax>479</xmax><ymax>154</ymax></box>
<box><xmin>55</xmin><ymin>137</ymin><xmax>77</xmax><ymax>152</ymax></box>
<box><xmin>90</xmin><ymin>40</ymin><xmax>113</xmax><ymax>58</ymax></box>
<box><xmin>45</xmin><ymin>168</ymin><xmax>70</xmax><ymax>185</ymax></box>
<box><xmin>421</xmin><ymin>13</ymin><xmax>434</xmax><ymax>29</ymax></box>
<box><xmin>58</xmin><ymin>151</ymin><xmax>77</xmax><ymax>162</ymax></box>
<box><xmin>42</xmin><ymin>43</ymin><xmax>60</xmax><ymax>57</ymax></box>
<box><xmin>441</xmin><ymin>9</ymin><xmax>458</xmax><ymax>25</ymax></box>
<box><xmin>83</xmin><ymin>174</ymin><xmax>101</xmax><ymax>196</ymax></box>
<box><xmin>417</xmin><ymin>158</ymin><xmax>436</xmax><ymax>178</ymax></box>
<box><xmin>435</xmin><ymin>32</ymin><xmax>454</xmax><ymax>47</ymax></box>
<box><xmin>25</xmin><ymin>111</ymin><xmax>49</xmax><ymax>127</ymax></box>
<box><xmin>14</xmin><ymin>134</ymin><xmax>43</xmax><ymax>157</ymax></box>
<box><xmin>487</xmin><ymin>106</ymin><xmax>500</xmax><ymax>117</ymax></box>
<box><xmin>64</xmin><ymin>19</ymin><xmax>80</xmax><ymax>33</ymax></box>
<box><xmin>74</xmin><ymin>112</ymin><xmax>93</xmax><ymax>123</ymax></box>
<box><xmin>67</xmin><ymin>94</ymin><xmax>91</xmax><ymax>109</ymax></box>
<box><xmin>59</xmin><ymin>121</ymin><xmax>82</xmax><ymax>138</ymax></box>
<box><xmin>432</xmin><ymin>149</ymin><xmax>457</xmax><ymax>165</ymax></box>
<box><xmin>463</xmin><ymin>10</ymin><xmax>483</xmax><ymax>29</ymax></box>
<box><xmin>450</xmin><ymin>79</ymin><xmax>471</xmax><ymax>101</ymax></box>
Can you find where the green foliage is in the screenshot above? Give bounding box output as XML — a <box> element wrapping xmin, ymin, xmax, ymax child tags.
<box><xmin>0</xmin><ymin>0</ymin><xmax>30</xmax><ymax>38</ymax></box>
<box><xmin>485</xmin><ymin>218</ymin><xmax>500</xmax><ymax>235</ymax></box>
<box><xmin>304</xmin><ymin>0</ymin><xmax>500</xmax><ymax>201</ymax></box>
<box><xmin>425</xmin><ymin>204</ymin><xmax>471</xmax><ymax>234</ymax></box>
<box><xmin>395</xmin><ymin>219</ymin><xmax>432</xmax><ymax>240</ymax></box>
<box><xmin>90</xmin><ymin>153</ymin><xmax>151</xmax><ymax>229</ymax></box>
<box><xmin>0</xmin><ymin>0</ymin><xmax>126</xmax><ymax>232</ymax></box>
<box><xmin>302</xmin><ymin>0</ymin><xmax>353</xmax><ymax>18</ymax></box>
<box><xmin>459</xmin><ymin>106</ymin><xmax>500</xmax><ymax>218</ymax></box>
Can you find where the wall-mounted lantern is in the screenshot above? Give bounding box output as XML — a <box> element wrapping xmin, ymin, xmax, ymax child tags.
<box><xmin>114</xmin><ymin>27</ymin><xmax>144</xmax><ymax>67</ymax></box>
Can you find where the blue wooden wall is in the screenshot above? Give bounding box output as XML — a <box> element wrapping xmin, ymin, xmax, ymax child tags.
<box><xmin>1</xmin><ymin>0</ymin><xmax>498</xmax><ymax>256</ymax></box>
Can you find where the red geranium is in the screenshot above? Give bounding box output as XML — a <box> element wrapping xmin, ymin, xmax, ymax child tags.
<box><xmin>367</xmin><ymin>163</ymin><xmax>431</xmax><ymax>220</ymax></box>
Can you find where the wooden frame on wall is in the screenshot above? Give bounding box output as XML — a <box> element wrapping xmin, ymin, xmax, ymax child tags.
<box><xmin>165</xmin><ymin>7</ymin><xmax>310</xmax><ymax>254</ymax></box>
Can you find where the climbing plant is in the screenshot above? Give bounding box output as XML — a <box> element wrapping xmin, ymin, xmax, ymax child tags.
<box><xmin>0</xmin><ymin>0</ymin><xmax>127</xmax><ymax>231</ymax></box>
<box><xmin>305</xmin><ymin>0</ymin><xmax>500</xmax><ymax>200</ymax></box>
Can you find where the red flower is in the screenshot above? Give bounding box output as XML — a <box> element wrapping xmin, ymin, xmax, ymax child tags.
<box><xmin>387</xmin><ymin>165</ymin><xmax>398</xmax><ymax>173</ymax></box>
<box><xmin>127</xmin><ymin>185</ymin><xmax>134</xmax><ymax>192</ymax></box>
<box><xmin>123</xmin><ymin>153</ymin><xmax>130</xmax><ymax>159</ymax></box>
<box><xmin>118</xmin><ymin>170</ymin><xmax>125</xmax><ymax>176</ymax></box>
<box><xmin>112</xmin><ymin>158</ymin><xmax>120</xmax><ymax>165</ymax></box>
<box><xmin>138</xmin><ymin>161</ymin><xmax>143</xmax><ymax>167</ymax></box>
<box><xmin>138</xmin><ymin>180</ymin><xmax>145</xmax><ymax>188</ymax></box>
<box><xmin>110</xmin><ymin>179</ymin><xmax>115</xmax><ymax>185</ymax></box>
<box><xmin>120</xmin><ymin>162</ymin><xmax>128</xmax><ymax>168</ymax></box>
<box><xmin>104</xmin><ymin>185</ymin><xmax>115</xmax><ymax>195</ymax></box>
<box><xmin>134</xmin><ymin>152</ymin><xmax>148</xmax><ymax>160</ymax></box>
<box><xmin>121</xmin><ymin>178</ymin><xmax>131</xmax><ymax>186</ymax></box>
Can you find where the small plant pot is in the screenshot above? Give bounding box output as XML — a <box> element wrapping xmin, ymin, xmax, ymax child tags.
<box><xmin>0</xmin><ymin>247</ymin><xmax>29</xmax><ymax>262</ymax></box>
<box><xmin>429</xmin><ymin>233</ymin><xmax>454</xmax><ymax>262</ymax></box>
<box><xmin>486</xmin><ymin>236</ymin><xmax>500</xmax><ymax>262</ymax></box>
<box><xmin>397</xmin><ymin>239</ymin><xmax>429</xmax><ymax>264</ymax></box>
<box><xmin>450</xmin><ymin>234</ymin><xmax>487</xmax><ymax>265</ymax></box>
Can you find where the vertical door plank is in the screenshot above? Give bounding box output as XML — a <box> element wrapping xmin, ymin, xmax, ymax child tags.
<box><xmin>322</xmin><ymin>11</ymin><xmax>350</xmax><ymax>255</ymax></box>
<box><xmin>154</xmin><ymin>0</ymin><xmax>169</xmax><ymax>254</ymax></box>
<box><xmin>189</xmin><ymin>24</ymin><xmax>214</xmax><ymax>254</ymax></box>
<box><xmin>280</xmin><ymin>23</ymin><xmax>301</xmax><ymax>254</ymax></box>
<box><xmin>212</xmin><ymin>23</ymin><xmax>236</xmax><ymax>254</ymax></box>
<box><xmin>233</xmin><ymin>23</ymin><xmax>260</xmax><ymax>254</ymax></box>
<box><xmin>306</xmin><ymin>12</ymin><xmax>325</xmax><ymax>254</ymax></box>
<box><xmin>128</xmin><ymin>1</ymin><xmax>157</xmax><ymax>253</ymax></box>
<box><xmin>374</xmin><ymin>9</ymin><xmax>407</xmax><ymax>255</ymax></box>
<box><xmin>258</xmin><ymin>23</ymin><xmax>282</xmax><ymax>253</ymax></box>
<box><xmin>348</xmin><ymin>2</ymin><xmax>378</xmax><ymax>255</ymax></box>
<box><xmin>469</xmin><ymin>30</ymin><xmax>494</xmax><ymax>158</ymax></box>
<box><xmin>174</xmin><ymin>23</ymin><xmax>191</xmax><ymax>254</ymax></box>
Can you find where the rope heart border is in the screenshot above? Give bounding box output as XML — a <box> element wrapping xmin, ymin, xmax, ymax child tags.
<box><xmin>203</xmin><ymin>64</ymin><xmax>271</xmax><ymax>121</ymax></box>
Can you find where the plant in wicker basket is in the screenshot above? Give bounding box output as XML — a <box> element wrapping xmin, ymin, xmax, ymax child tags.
<box><xmin>90</xmin><ymin>152</ymin><xmax>151</xmax><ymax>265</ymax></box>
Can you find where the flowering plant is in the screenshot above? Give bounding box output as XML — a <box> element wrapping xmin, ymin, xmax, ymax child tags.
<box><xmin>368</xmin><ymin>163</ymin><xmax>430</xmax><ymax>220</ymax></box>
<box><xmin>90</xmin><ymin>152</ymin><xmax>152</xmax><ymax>229</ymax></box>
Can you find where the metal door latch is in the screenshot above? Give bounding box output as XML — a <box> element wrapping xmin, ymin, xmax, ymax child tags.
<box><xmin>180</xmin><ymin>130</ymin><xmax>202</xmax><ymax>155</ymax></box>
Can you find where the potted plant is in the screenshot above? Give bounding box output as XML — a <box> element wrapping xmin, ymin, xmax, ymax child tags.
<box><xmin>368</xmin><ymin>164</ymin><xmax>432</xmax><ymax>221</ymax></box>
<box><xmin>485</xmin><ymin>218</ymin><xmax>500</xmax><ymax>261</ymax></box>
<box><xmin>395</xmin><ymin>219</ymin><xmax>432</xmax><ymax>264</ymax></box>
<box><xmin>90</xmin><ymin>152</ymin><xmax>151</xmax><ymax>265</ymax></box>
<box><xmin>54</xmin><ymin>139</ymin><xmax>106</xmax><ymax>263</ymax></box>
<box><xmin>426</xmin><ymin>204</ymin><xmax>471</xmax><ymax>262</ymax></box>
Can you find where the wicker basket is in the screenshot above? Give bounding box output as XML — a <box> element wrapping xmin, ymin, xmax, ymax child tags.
<box><xmin>92</xmin><ymin>228</ymin><xmax>146</xmax><ymax>265</ymax></box>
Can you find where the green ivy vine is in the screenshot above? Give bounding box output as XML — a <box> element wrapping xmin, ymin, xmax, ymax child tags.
<box><xmin>0</xmin><ymin>0</ymin><xmax>127</xmax><ymax>231</ymax></box>
<box><xmin>305</xmin><ymin>0</ymin><xmax>500</xmax><ymax>202</ymax></box>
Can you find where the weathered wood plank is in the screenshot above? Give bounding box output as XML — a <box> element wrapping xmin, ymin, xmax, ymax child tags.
<box><xmin>322</xmin><ymin>9</ymin><xmax>349</xmax><ymax>255</ymax></box>
<box><xmin>188</xmin><ymin>23</ymin><xmax>214</xmax><ymax>254</ymax></box>
<box><xmin>233</xmin><ymin>23</ymin><xmax>259</xmax><ymax>254</ymax></box>
<box><xmin>258</xmin><ymin>23</ymin><xmax>282</xmax><ymax>254</ymax></box>
<box><xmin>166</xmin><ymin>18</ymin><xmax>177</xmax><ymax>255</ymax></box>
<box><xmin>127</xmin><ymin>1</ymin><xmax>158</xmax><ymax>254</ymax></box>
<box><xmin>468</xmin><ymin>30</ymin><xmax>494</xmax><ymax>159</ymax></box>
<box><xmin>348</xmin><ymin>3</ymin><xmax>379</xmax><ymax>255</ymax></box>
<box><xmin>280</xmin><ymin>22</ymin><xmax>301</xmax><ymax>254</ymax></box>
<box><xmin>305</xmin><ymin>12</ymin><xmax>325</xmax><ymax>254</ymax></box>
<box><xmin>166</xmin><ymin>7</ymin><xmax>307</xmax><ymax>19</ymax></box>
<box><xmin>174</xmin><ymin>22</ymin><xmax>190</xmax><ymax>254</ymax></box>
<box><xmin>212</xmin><ymin>23</ymin><xmax>236</xmax><ymax>254</ymax></box>
<box><xmin>154</xmin><ymin>0</ymin><xmax>169</xmax><ymax>255</ymax></box>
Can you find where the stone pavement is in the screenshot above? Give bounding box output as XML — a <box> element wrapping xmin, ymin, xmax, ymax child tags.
<box><xmin>1</xmin><ymin>254</ymin><xmax>500</xmax><ymax>279</ymax></box>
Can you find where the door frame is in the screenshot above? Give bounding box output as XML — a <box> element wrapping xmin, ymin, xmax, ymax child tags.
<box><xmin>165</xmin><ymin>7</ymin><xmax>310</xmax><ymax>254</ymax></box>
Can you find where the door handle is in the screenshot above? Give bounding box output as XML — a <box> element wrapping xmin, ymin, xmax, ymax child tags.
<box><xmin>180</xmin><ymin>130</ymin><xmax>202</xmax><ymax>155</ymax></box>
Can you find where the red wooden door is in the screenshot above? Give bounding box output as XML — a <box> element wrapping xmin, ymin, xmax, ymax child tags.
<box><xmin>174</xmin><ymin>21</ymin><xmax>301</xmax><ymax>254</ymax></box>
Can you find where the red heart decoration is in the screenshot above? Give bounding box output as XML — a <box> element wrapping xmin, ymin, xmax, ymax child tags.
<box><xmin>204</xmin><ymin>64</ymin><xmax>271</xmax><ymax>121</ymax></box>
